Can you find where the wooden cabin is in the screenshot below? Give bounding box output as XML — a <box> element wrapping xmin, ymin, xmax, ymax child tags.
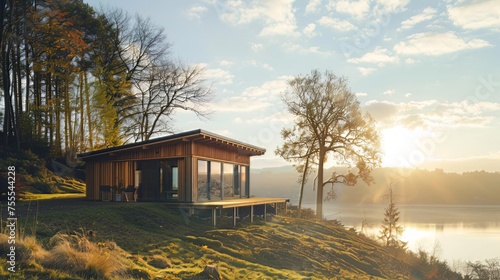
<box><xmin>78</xmin><ymin>129</ymin><xmax>267</xmax><ymax>203</ymax></box>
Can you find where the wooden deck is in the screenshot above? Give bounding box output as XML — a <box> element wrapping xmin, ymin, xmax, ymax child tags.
<box><xmin>164</xmin><ymin>197</ymin><xmax>289</xmax><ymax>227</ymax></box>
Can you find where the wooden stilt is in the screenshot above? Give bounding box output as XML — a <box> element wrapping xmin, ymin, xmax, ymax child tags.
<box><xmin>212</xmin><ymin>208</ymin><xmax>217</xmax><ymax>227</ymax></box>
<box><xmin>233</xmin><ymin>207</ymin><xmax>237</xmax><ymax>226</ymax></box>
<box><xmin>264</xmin><ymin>204</ymin><xmax>267</xmax><ymax>221</ymax></box>
<box><xmin>250</xmin><ymin>205</ymin><xmax>254</xmax><ymax>223</ymax></box>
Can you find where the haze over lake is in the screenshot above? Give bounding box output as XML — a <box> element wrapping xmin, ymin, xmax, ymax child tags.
<box><xmin>305</xmin><ymin>203</ymin><xmax>500</xmax><ymax>265</ymax></box>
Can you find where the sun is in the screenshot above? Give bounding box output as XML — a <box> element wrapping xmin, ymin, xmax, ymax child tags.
<box><xmin>380</xmin><ymin>126</ymin><xmax>419</xmax><ymax>168</ymax></box>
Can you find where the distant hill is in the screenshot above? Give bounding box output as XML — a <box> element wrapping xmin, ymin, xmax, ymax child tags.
<box><xmin>251</xmin><ymin>166</ymin><xmax>500</xmax><ymax>205</ymax></box>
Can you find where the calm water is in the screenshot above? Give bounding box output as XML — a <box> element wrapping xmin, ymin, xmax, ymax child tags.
<box><xmin>304</xmin><ymin>204</ymin><xmax>500</xmax><ymax>264</ymax></box>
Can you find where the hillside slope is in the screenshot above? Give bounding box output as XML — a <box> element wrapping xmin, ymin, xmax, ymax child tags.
<box><xmin>1</xmin><ymin>200</ymin><xmax>461</xmax><ymax>279</ymax></box>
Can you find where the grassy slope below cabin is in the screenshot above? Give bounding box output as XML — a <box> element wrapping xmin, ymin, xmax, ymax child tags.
<box><xmin>1</xmin><ymin>200</ymin><xmax>461</xmax><ymax>280</ymax></box>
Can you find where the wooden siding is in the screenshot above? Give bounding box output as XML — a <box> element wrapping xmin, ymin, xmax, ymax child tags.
<box><xmin>193</xmin><ymin>142</ymin><xmax>250</xmax><ymax>165</ymax></box>
<box><xmin>85</xmin><ymin>161</ymin><xmax>134</xmax><ymax>200</ymax></box>
<box><xmin>109</xmin><ymin>142</ymin><xmax>192</xmax><ymax>161</ymax></box>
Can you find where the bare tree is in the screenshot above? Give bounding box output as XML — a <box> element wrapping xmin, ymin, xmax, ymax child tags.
<box><xmin>125</xmin><ymin>62</ymin><xmax>212</xmax><ymax>142</ymax></box>
<box><xmin>276</xmin><ymin>69</ymin><xmax>381</xmax><ymax>219</ymax></box>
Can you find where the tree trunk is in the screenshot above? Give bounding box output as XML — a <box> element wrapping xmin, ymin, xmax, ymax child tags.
<box><xmin>84</xmin><ymin>72</ymin><xmax>93</xmax><ymax>149</ymax></box>
<box><xmin>298</xmin><ymin>157</ymin><xmax>310</xmax><ymax>218</ymax></box>
<box><xmin>79</xmin><ymin>72</ymin><xmax>84</xmax><ymax>152</ymax></box>
<box><xmin>316</xmin><ymin>148</ymin><xmax>325</xmax><ymax>220</ymax></box>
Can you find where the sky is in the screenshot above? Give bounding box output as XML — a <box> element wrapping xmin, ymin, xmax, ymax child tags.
<box><xmin>83</xmin><ymin>0</ymin><xmax>500</xmax><ymax>172</ymax></box>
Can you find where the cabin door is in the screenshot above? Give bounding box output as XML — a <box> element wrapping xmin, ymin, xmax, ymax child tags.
<box><xmin>160</xmin><ymin>159</ymin><xmax>179</xmax><ymax>201</ymax></box>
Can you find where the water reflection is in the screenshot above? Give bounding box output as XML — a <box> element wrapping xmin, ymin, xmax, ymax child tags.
<box><xmin>308</xmin><ymin>204</ymin><xmax>500</xmax><ymax>264</ymax></box>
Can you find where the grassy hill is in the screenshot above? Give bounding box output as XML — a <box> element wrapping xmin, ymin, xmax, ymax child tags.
<box><xmin>1</xmin><ymin>200</ymin><xmax>462</xmax><ymax>279</ymax></box>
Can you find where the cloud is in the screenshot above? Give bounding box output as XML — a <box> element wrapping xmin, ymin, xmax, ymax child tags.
<box><xmin>306</xmin><ymin>0</ymin><xmax>322</xmax><ymax>14</ymax></box>
<box><xmin>399</xmin><ymin>7</ymin><xmax>436</xmax><ymax>30</ymax></box>
<box><xmin>247</xmin><ymin>60</ymin><xmax>274</xmax><ymax>71</ymax></box>
<box><xmin>358</xmin><ymin>67</ymin><xmax>376</xmax><ymax>76</ymax></box>
<box><xmin>219</xmin><ymin>0</ymin><xmax>300</xmax><ymax>37</ymax></box>
<box><xmin>405</xmin><ymin>92</ymin><xmax>412</xmax><ymax>98</ymax></box>
<box><xmin>383</xmin><ymin>89</ymin><xmax>396</xmax><ymax>95</ymax></box>
<box><xmin>327</xmin><ymin>0</ymin><xmax>370</xmax><ymax>20</ymax></box>
<box><xmin>317</xmin><ymin>16</ymin><xmax>356</xmax><ymax>32</ymax></box>
<box><xmin>283</xmin><ymin>42</ymin><xmax>335</xmax><ymax>56</ymax></box>
<box><xmin>356</xmin><ymin>92</ymin><xmax>368</xmax><ymax>97</ymax></box>
<box><xmin>348</xmin><ymin>47</ymin><xmax>399</xmax><ymax>65</ymax></box>
<box><xmin>364</xmin><ymin>99</ymin><xmax>500</xmax><ymax>129</ymax></box>
<box><xmin>448</xmin><ymin>0</ymin><xmax>500</xmax><ymax>30</ymax></box>
<box><xmin>186</xmin><ymin>5</ymin><xmax>208</xmax><ymax>21</ymax></box>
<box><xmin>303</xmin><ymin>23</ymin><xmax>319</xmax><ymax>37</ymax></box>
<box><xmin>394</xmin><ymin>32</ymin><xmax>492</xmax><ymax>56</ymax></box>
<box><xmin>375</xmin><ymin>0</ymin><xmax>410</xmax><ymax>13</ymax></box>
<box><xmin>220</xmin><ymin>60</ymin><xmax>234</xmax><ymax>67</ymax></box>
<box><xmin>213</xmin><ymin>77</ymin><xmax>290</xmax><ymax>113</ymax></box>
<box><xmin>199</xmin><ymin>64</ymin><xmax>234</xmax><ymax>85</ymax></box>
<box><xmin>251</xmin><ymin>42</ymin><xmax>264</xmax><ymax>52</ymax></box>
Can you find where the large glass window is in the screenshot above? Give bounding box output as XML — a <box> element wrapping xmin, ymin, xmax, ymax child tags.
<box><xmin>233</xmin><ymin>165</ymin><xmax>240</xmax><ymax>196</ymax></box>
<box><xmin>223</xmin><ymin>163</ymin><xmax>234</xmax><ymax>198</ymax></box>
<box><xmin>210</xmin><ymin>162</ymin><xmax>222</xmax><ymax>200</ymax></box>
<box><xmin>197</xmin><ymin>160</ymin><xmax>208</xmax><ymax>201</ymax></box>
<box><xmin>197</xmin><ymin>160</ymin><xmax>250</xmax><ymax>201</ymax></box>
<box><xmin>240</xmin><ymin>166</ymin><xmax>248</xmax><ymax>198</ymax></box>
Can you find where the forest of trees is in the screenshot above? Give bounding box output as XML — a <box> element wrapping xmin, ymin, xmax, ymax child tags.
<box><xmin>0</xmin><ymin>0</ymin><xmax>211</xmax><ymax>160</ymax></box>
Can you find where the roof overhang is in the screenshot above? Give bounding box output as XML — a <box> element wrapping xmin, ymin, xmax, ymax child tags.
<box><xmin>77</xmin><ymin>129</ymin><xmax>266</xmax><ymax>160</ymax></box>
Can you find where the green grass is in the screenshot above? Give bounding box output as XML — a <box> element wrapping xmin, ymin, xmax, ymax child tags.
<box><xmin>1</xmin><ymin>200</ymin><xmax>463</xmax><ymax>279</ymax></box>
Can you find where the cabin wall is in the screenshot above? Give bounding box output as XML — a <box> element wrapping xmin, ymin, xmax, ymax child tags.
<box><xmin>111</xmin><ymin>142</ymin><xmax>192</xmax><ymax>161</ymax></box>
<box><xmin>85</xmin><ymin>161</ymin><xmax>134</xmax><ymax>200</ymax></box>
<box><xmin>193</xmin><ymin>142</ymin><xmax>250</xmax><ymax>165</ymax></box>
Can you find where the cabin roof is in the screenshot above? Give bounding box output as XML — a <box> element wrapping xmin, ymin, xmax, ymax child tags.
<box><xmin>77</xmin><ymin>129</ymin><xmax>266</xmax><ymax>160</ymax></box>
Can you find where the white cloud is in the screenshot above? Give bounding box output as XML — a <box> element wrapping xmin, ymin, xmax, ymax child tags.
<box><xmin>364</xmin><ymin>99</ymin><xmax>500</xmax><ymax>129</ymax></box>
<box><xmin>394</xmin><ymin>32</ymin><xmax>492</xmax><ymax>56</ymax></box>
<box><xmin>327</xmin><ymin>0</ymin><xmax>370</xmax><ymax>20</ymax></box>
<box><xmin>375</xmin><ymin>0</ymin><xmax>410</xmax><ymax>13</ymax></box>
<box><xmin>213</xmin><ymin>96</ymin><xmax>270</xmax><ymax>112</ymax></box>
<box><xmin>383</xmin><ymin>89</ymin><xmax>396</xmax><ymax>95</ymax></box>
<box><xmin>199</xmin><ymin>64</ymin><xmax>234</xmax><ymax>85</ymax></box>
<box><xmin>246</xmin><ymin>60</ymin><xmax>274</xmax><ymax>71</ymax></box>
<box><xmin>306</xmin><ymin>0</ymin><xmax>322</xmax><ymax>14</ymax></box>
<box><xmin>186</xmin><ymin>5</ymin><xmax>208</xmax><ymax>21</ymax></box>
<box><xmin>251</xmin><ymin>42</ymin><xmax>264</xmax><ymax>52</ymax></box>
<box><xmin>405</xmin><ymin>92</ymin><xmax>412</xmax><ymax>98</ymax></box>
<box><xmin>448</xmin><ymin>0</ymin><xmax>500</xmax><ymax>30</ymax></box>
<box><xmin>213</xmin><ymin>78</ymin><xmax>289</xmax><ymax>112</ymax></box>
<box><xmin>400</xmin><ymin>7</ymin><xmax>436</xmax><ymax>30</ymax></box>
<box><xmin>358</xmin><ymin>67</ymin><xmax>376</xmax><ymax>76</ymax></box>
<box><xmin>317</xmin><ymin>16</ymin><xmax>356</xmax><ymax>32</ymax></box>
<box><xmin>348</xmin><ymin>47</ymin><xmax>399</xmax><ymax>65</ymax></box>
<box><xmin>220</xmin><ymin>60</ymin><xmax>234</xmax><ymax>67</ymax></box>
<box><xmin>283</xmin><ymin>42</ymin><xmax>335</xmax><ymax>56</ymax></box>
<box><xmin>356</xmin><ymin>92</ymin><xmax>368</xmax><ymax>97</ymax></box>
<box><xmin>303</xmin><ymin>23</ymin><xmax>320</xmax><ymax>37</ymax></box>
<box><xmin>405</xmin><ymin>58</ymin><xmax>416</xmax><ymax>64</ymax></box>
<box><xmin>219</xmin><ymin>0</ymin><xmax>300</xmax><ymax>37</ymax></box>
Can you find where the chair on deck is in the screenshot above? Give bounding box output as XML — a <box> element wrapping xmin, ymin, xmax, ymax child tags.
<box><xmin>99</xmin><ymin>185</ymin><xmax>111</xmax><ymax>201</ymax></box>
<box><xmin>123</xmin><ymin>185</ymin><xmax>135</xmax><ymax>202</ymax></box>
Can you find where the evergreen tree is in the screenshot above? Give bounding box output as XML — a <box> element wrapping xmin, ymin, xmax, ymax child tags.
<box><xmin>378</xmin><ymin>185</ymin><xmax>407</xmax><ymax>249</ymax></box>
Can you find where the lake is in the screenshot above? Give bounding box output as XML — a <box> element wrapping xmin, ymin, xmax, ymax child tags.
<box><xmin>303</xmin><ymin>203</ymin><xmax>500</xmax><ymax>265</ymax></box>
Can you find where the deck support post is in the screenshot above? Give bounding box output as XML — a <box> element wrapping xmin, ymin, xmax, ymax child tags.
<box><xmin>264</xmin><ymin>204</ymin><xmax>267</xmax><ymax>222</ymax></box>
<box><xmin>233</xmin><ymin>207</ymin><xmax>237</xmax><ymax>226</ymax></box>
<box><xmin>285</xmin><ymin>202</ymin><xmax>288</xmax><ymax>214</ymax></box>
<box><xmin>250</xmin><ymin>205</ymin><xmax>254</xmax><ymax>223</ymax></box>
<box><xmin>212</xmin><ymin>208</ymin><xmax>217</xmax><ymax>227</ymax></box>
<box><xmin>275</xmin><ymin>203</ymin><xmax>277</xmax><ymax>215</ymax></box>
